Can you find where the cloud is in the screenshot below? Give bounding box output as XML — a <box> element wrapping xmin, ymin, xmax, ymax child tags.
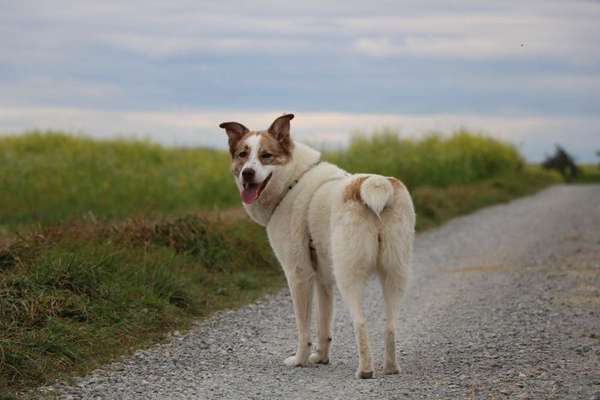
<box><xmin>0</xmin><ymin>78</ymin><xmax>123</xmax><ymax>106</ymax></box>
<box><xmin>99</xmin><ymin>33</ymin><xmax>312</xmax><ymax>58</ymax></box>
<box><xmin>353</xmin><ymin>36</ymin><xmax>526</xmax><ymax>60</ymax></box>
<box><xmin>350</xmin><ymin>11</ymin><xmax>600</xmax><ymax>62</ymax></box>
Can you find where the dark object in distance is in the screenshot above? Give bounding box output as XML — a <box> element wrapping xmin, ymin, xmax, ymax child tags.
<box><xmin>542</xmin><ymin>145</ymin><xmax>579</xmax><ymax>181</ymax></box>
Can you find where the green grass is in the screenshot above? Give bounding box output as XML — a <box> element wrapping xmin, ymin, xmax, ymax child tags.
<box><xmin>325</xmin><ymin>129</ymin><xmax>524</xmax><ymax>188</ymax></box>
<box><xmin>0</xmin><ymin>130</ymin><xmax>560</xmax><ymax>398</ymax></box>
<box><xmin>3</xmin><ymin>130</ymin><xmax>526</xmax><ymax>230</ymax></box>
<box><xmin>572</xmin><ymin>164</ymin><xmax>600</xmax><ymax>183</ymax></box>
<box><xmin>1</xmin><ymin>215</ymin><xmax>281</xmax><ymax>397</ymax></box>
<box><xmin>0</xmin><ymin>132</ymin><xmax>237</xmax><ymax>229</ymax></box>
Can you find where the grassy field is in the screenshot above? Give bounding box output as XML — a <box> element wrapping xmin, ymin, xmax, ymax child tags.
<box><xmin>0</xmin><ymin>131</ymin><xmax>560</xmax><ymax>398</ymax></box>
<box><xmin>573</xmin><ymin>164</ymin><xmax>600</xmax><ymax>183</ymax></box>
<box><xmin>3</xmin><ymin>130</ymin><xmax>527</xmax><ymax>230</ymax></box>
<box><xmin>328</xmin><ymin>128</ymin><xmax>524</xmax><ymax>188</ymax></box>
<box><xmin>0</xmin><ymin>132</ymin><xmax>236</xmax><ymax>229</ymax></box>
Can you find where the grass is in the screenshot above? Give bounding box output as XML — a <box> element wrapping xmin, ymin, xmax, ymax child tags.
<box><xmin>3</xmin><ymin>130</ymin><xmax>525</xmax><ymax>230</ymax></box>
<box><xmin>0</xmin><ymin>132</ymin><xmax>237</xmax><ymax>229</ymax></box>
<box><xmin>0</xmin><ymin>130</ymin><xmax>560</xmax><ymax>398</ymax></box>
<box><xmin>1</xmin><ymin>215</ymin><xmax>281</xmax><ymax>398</ymax></box>
<box><xmin>572</xmin><ymin>164</ymin><xmax>600</xmax><ymax>183</ymax></box>
<box><xmin>326</xmin><ymin>129</ymin><xmax>524</xmax><ymax>188</ymax></box>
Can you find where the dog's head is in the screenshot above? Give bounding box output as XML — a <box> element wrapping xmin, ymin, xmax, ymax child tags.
<box><xmin>219</xmin><ymin>114</ymin><xmax>295</xmax><ymax>205</ymax></box>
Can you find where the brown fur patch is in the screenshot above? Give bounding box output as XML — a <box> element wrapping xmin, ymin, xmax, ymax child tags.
<box><xmin>388</xmin><ymin>177</ymin><xmax>405</xmax><ymax>190</ymax></box>
<box><xmin>229</xmin><ymin>132</ymin><xmax>255</xmax><ymax>176</ymax></box>
<box><xmin>224</xmin><ymin>131</ymin><xmax>252</xmax><ymax>161</ymax></box>
<box><xmin>258</xmin><ymin>131</ymin><xmax>293</xmax><ymax>165</ymax></box>
<box><xmin>343</xmin><ymin>176</ymin><xmax>369</xmax><ymax>203</ymax></box>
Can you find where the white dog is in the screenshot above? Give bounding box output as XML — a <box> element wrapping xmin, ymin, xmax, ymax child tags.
<box><xmin>219</xmin><ymin>114</ymin><xmax>415</xmax><ymax>378</ymax></box>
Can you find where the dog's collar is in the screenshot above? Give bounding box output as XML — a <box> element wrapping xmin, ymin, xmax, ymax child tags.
<box><xmin>269</xmin><ymin>160</ymin><xmax>322</xmax><ymax>218</ymax></box>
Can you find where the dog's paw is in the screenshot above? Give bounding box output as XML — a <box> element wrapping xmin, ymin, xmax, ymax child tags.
<box><xmin>357</xmin><ymin>370</ymin><xmax>374</xmax><ymax>379</ymax></box>
<box><xmin>308</xmin><ymin>352</ymin><xmax>329</xmax><ymax>365</ymax></box>
<box><xmin>283</xmin><ymin>355</ymin><xmax>304</xmax><ymax>367</ymax></box>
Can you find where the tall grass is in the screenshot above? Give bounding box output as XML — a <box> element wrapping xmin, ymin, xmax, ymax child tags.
<box><xmin>1</xmin><ymin>130</ymin><xmax>526</xmax><ymax>229</ymax></box>
<box><xmin>0</xmin><ymin>132</ymin><xmax>236</xmax><ymax>228</ymax></box>
<box><xmin>325</xmin><ymin>128</ymin><xmax>524</xmax><ymax>188</ymax></box>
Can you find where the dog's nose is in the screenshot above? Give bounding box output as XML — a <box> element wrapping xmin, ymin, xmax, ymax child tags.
<box><xmin>242</xmin><ymin>168</ymin><xmax>255</xmax><ymax>181</ymax></box>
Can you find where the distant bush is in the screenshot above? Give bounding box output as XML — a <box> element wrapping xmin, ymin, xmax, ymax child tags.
<box><xmin>325</xmin><ymin>129</ymin><xmax>524</xmax><ymax>189</ymax></box>
<box><xmin>542</xmin><ymin>145</ymin><xmax>579</xmax><ymax>182</ymax></box>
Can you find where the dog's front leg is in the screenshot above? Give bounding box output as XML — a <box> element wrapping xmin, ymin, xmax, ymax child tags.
<box><xmin>284</xmin><ymin>268</ymin><xmax>314</xmax><ymax>367</ymax></box>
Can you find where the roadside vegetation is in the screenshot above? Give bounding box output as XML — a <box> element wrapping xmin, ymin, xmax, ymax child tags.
<box><xmin>0</xmin><ymin>133</ymin><xmax>236</xmax><ymax>229</ymax></box>
<box><xmin>0</xmin><ymin>131</ymin><xmax>560</xmax><ymax>398</ymax></box>
<box><xmin>572</xmin><ymin>164</ymin><xmax>600</xmax><ymax>184</ymax></box>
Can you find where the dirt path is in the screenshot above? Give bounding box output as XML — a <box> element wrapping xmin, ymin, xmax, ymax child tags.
<box><xmin>47</xmin><ymin>185</ymin><xmax>600</xmax><ymax>399</ymax></box>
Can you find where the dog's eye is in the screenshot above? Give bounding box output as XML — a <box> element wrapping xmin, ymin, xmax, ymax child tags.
<box><xmin>261</xmin><ymin>153</ymin><xmax>273</xmax><ymax>159</ymax></box>
<box><xmin>238</xmin><ymin>151</ymin><xmax>248</xmax><ymax>158</ymax></box>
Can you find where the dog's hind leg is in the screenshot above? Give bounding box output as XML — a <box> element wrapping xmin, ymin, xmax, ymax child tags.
<box><xmin>332</xmin><ymin>206</ymin><xmax>379</xmax><ymax>378</ymax></box>
<box><xmin>377</xmin><ymin>267</ymin><xmax>404</xmax><ymax>375</ymax></box>
<box><xmin>309</xmin><ymin>281</ymin><xmax>334</xmax><ymax>364</ymax></box>
<box><xmin>377</xmin><ymin>201</ymin><xmax>413</xmax><ymax>375</ymax></box>
<box><xmin>336</xmin><ymin>270</ymin><xmax>373</xmax><ymax>378</ymax></box>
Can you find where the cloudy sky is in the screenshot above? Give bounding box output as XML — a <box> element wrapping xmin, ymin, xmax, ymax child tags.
<box><xmin>1</xmin><ymin>0</ymin><xmax>599</xmax><ymax>161</ymax></box>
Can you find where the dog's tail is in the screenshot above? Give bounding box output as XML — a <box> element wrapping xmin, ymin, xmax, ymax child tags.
<box><xmin>358</xmin><ymin>175</ymin><xmax>395</xmax><ymax>218</ymax></box>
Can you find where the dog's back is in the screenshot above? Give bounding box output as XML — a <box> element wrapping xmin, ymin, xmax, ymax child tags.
<box><xmin>308</xmin><ymin>172</ymin><xmax>414</xmax><ymax>284</ymax></box>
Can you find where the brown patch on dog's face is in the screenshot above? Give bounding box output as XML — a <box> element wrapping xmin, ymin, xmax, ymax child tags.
<box><xmin>343</xmin><ymin>176</ymin><xmax>369</xmax><ymax>202</ymax></box>
<box><xmin>230</xmin><ymin>137</ymin><xmax>252</xmax><ymax>177</ymax></box>
<box><xmin>388</xmin><ymin>177</ymin><xmax>405</xmax><ymax>190</ymax></box>
<box><xmin>258</xmin><ymin>131</ymin><xmax>293</xmax><ymax>166</ymax></box>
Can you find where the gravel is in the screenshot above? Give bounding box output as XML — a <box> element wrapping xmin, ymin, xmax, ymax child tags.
<box><xmin>43</xmin><ymin>184</ymin><xmax>600</xmax><ymax>399</ymax></box>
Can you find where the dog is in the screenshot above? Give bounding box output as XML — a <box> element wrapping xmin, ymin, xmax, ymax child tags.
<box><xmin>219</xmin><ymin>114</ymin><xmax>415</xmax><ymax>378</ymax></box>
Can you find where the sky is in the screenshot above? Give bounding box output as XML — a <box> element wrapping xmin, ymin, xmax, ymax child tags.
<box><xmin>1</xmin><ymin>0</ymin><xmax>599</xmax><ymax>161</ymax></box>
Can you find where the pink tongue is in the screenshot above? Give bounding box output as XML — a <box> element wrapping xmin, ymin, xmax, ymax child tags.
<box><xmin>241</xmin><ymin>185</ymin><xmax>260</xmax><ymax>204</ymax></box>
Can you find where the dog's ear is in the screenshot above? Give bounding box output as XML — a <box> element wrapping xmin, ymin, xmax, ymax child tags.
<box><xmin>268</xmin><ymin>114</ymin><xmax>294</xmax><ymax>154</ymax></box>
<box><xmin>219</xmin><ymin>122</ymin><xmax>249</xmax><ymax>156</ymax></box>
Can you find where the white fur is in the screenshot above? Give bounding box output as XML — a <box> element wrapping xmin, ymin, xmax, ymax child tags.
<box><xmin>237</xmin><ymin>140</ymin><xmax>415</xmax><ymax>379</ymax></box>
<box><xmin>360</xmin><ymin>175</ymin><xmax>394</xmax><ymax>217</ymax></box>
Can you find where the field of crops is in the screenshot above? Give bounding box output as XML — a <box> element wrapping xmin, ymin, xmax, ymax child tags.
<box><xmin>0</xmin><ymin>131</ymin><xmax>560</xmax><ymax>398</ymax></box>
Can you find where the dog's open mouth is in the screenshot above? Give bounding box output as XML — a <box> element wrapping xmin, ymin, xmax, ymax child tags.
<box><xmin>241</xmin><ymin>173</ymin><xmax>272</xmax><ymax>205</ymax></box>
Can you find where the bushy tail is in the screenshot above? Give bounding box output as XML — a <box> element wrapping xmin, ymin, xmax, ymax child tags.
<box><xmin>359</xmin><ymin>175</ymin><xmax>394</xmax><ymax>217</ymax></box>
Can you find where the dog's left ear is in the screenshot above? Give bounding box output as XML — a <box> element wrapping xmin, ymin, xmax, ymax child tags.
<box><xmin>268</xmin><ymin>113</ymin><xmax>294</xmax><ymax>153</ymax></box>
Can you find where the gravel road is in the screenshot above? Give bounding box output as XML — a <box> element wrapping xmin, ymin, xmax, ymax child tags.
<box><xmin>46</xmin><ymin>185</ymin><xmax>600</xmax><ymax>399</ymax></box>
